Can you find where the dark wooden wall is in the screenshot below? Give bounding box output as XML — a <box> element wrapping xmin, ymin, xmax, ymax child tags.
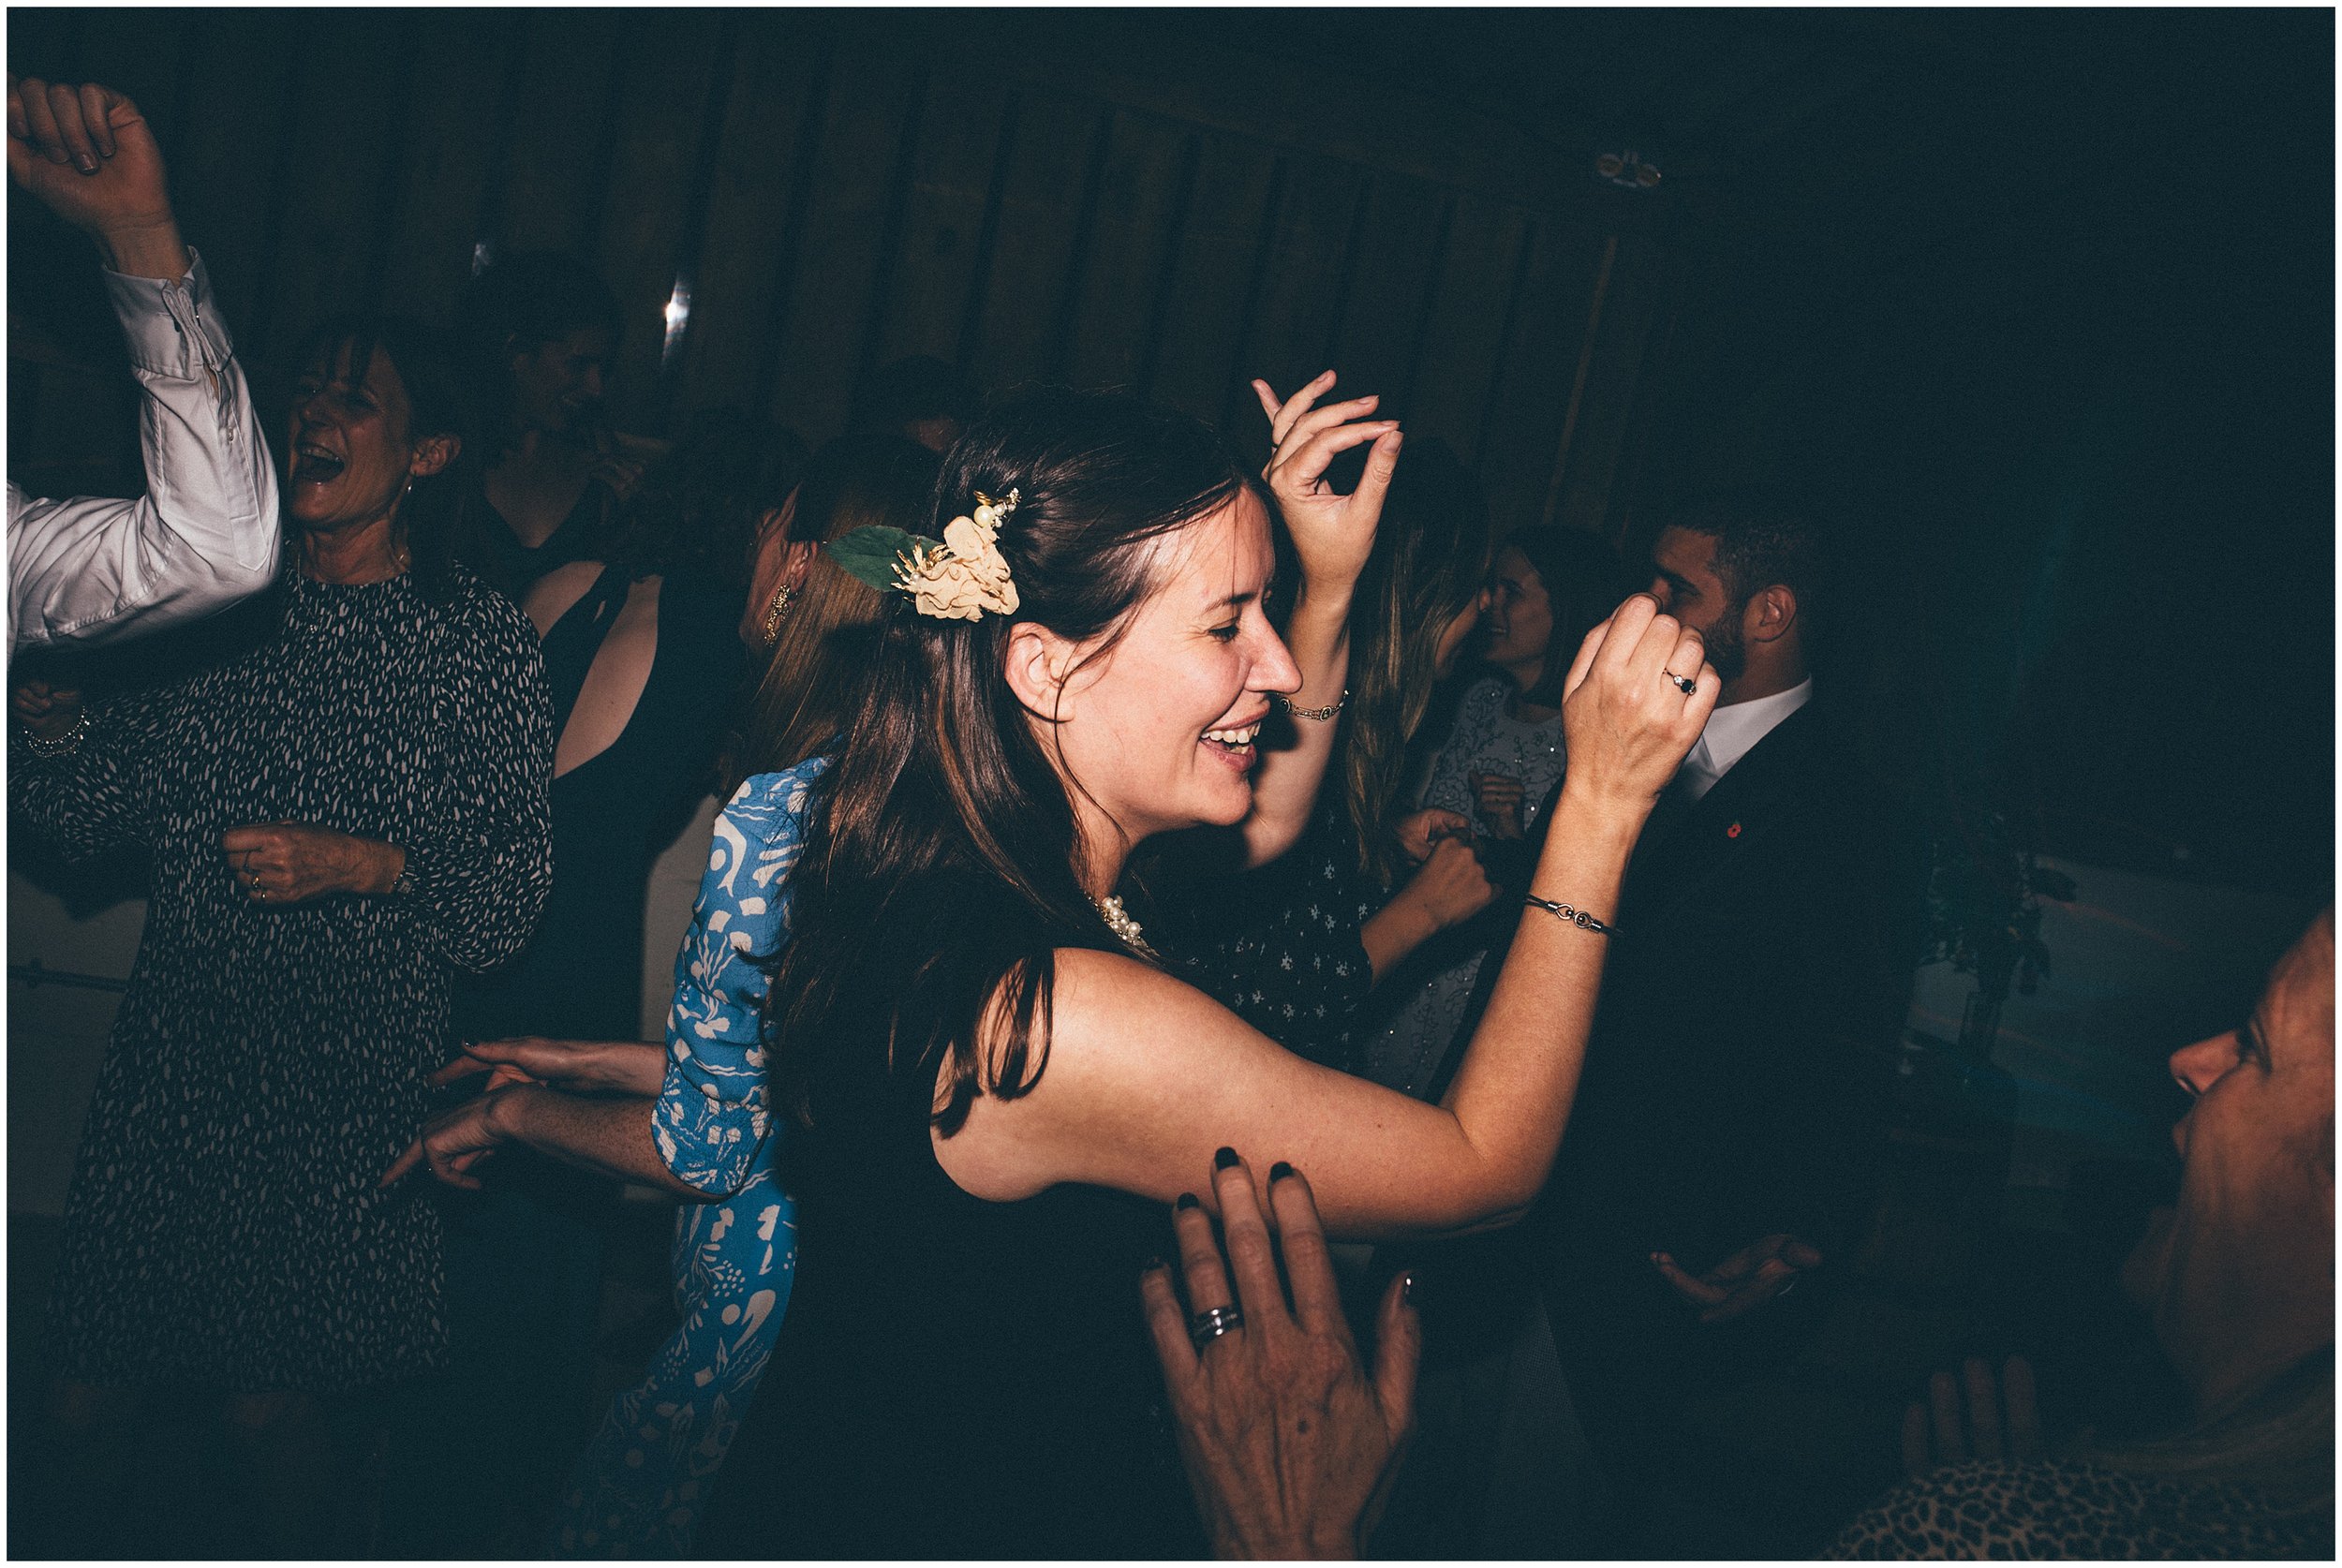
<box><xmin>7</xmin><ymin>7</ymin><xmax>1681</xmax><ymax>540</ymax></box>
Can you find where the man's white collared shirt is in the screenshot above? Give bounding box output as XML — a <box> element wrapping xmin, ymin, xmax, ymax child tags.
<box><xmin>7</xmin><ymin>250</ymin><xmax>280</xmax><ymax>654</ymax></box>
<box><xmin>1678</xmin><ymin>677</ymin><xmax>1814</xmax><ymax>801</ymax></box>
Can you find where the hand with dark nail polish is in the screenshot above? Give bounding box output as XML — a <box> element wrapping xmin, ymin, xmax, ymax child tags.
<box><xmin>1142</xmin><ymin>1149</ymin><xmax>1419</xmax><ymax>1559</ymax></box>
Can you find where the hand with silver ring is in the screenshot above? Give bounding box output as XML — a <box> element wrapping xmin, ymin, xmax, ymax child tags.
<box><xmin>1189</xmin><ymin>1302</ymin><xmax>1244</xmax><ymax>1350</ymax></box>
<box><xmin>1141</xmin><ymin>1148</ymin><xmax>1420</xmax><ymax>1558</ymax></box>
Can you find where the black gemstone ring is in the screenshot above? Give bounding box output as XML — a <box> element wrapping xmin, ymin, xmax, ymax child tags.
<box><xmin>1188</xmin><ymin>1304</ymin><xmax>1244</xmax><ymax>1349</ymax></box>
<box><xmin>1664</xmin><ymin>670</ymin><xmax>1697</xmax><ymax>696</ymax></box>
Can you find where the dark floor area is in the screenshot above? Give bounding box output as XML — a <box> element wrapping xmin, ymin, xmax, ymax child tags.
<box><xmin>7</xmin><ymin>1122</ymin><xmax>2179</xmax><ymax>1559</ymax></box>
<box><xmin>7</xmin><ymin>1198</ymin><xmax>679</xmax><ymax>1560</ymax></box>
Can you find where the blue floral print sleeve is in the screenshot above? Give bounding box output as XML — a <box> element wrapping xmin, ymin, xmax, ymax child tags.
<box><xmin>557</xmin><ymin>757</ymin><xmax>826</xmax><ymax>1558</ymax></box>
<box><xmin>653</xmin><ymin>757</ymin><xmax>827</xmax><ymax>1194</ymax></box>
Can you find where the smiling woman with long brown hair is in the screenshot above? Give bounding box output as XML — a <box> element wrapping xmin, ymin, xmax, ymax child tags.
<box><xmin>700</xmin><ymin>381</ymin><xmax>1715</xmax><ymax>1557</ymax></box>
<box><xmin>10</xmin><ymin>315</ymin><xmax>552</xmax><ymax>1555</ymax></box>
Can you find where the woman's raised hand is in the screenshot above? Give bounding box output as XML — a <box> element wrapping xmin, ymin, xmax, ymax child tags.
<box><xmin>1251</xmin><ymin>371</ymin><xmax>1401</xmax><ymax>603</ymax></box>
<box><xmin>1555</xmin><ymin>594</ymin><xmax>1717</xmax><ymax>817</ymax></box>
<box><xmin>7</xmin><ymin>77</ymin><xmax>183</xmax><ymax>277</ymax></box>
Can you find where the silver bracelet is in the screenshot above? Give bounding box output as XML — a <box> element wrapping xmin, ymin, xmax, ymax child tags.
<box><xmin>1523</xmin><ymin>893</ymin><xmax>1620</xmax><ymax>938</ymax></box>
<box><xmin>1271</xmin><ymin>688</ymin><xmax>1347</xmax><ymax>722</ymax></box>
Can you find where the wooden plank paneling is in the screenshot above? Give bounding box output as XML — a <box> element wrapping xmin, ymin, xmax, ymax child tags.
<box><xmin>961</xmin><ymin>93</ymin><xmax>1110</xmax><ymax>397</ymax></box>
<box><xmin>674</xmin><ymin>20</ymin><xmax>825</xmax><ymax>418</ymax></box>
<box><xmin>247</xmin><ymin>10</ymin><xmax>418</xmax><ymax>361</ymax></box>
<box><xmin>378</xmin><ymin>12</ymin><xmax>521</xmax><ymax>330</ymax></box>
<box><xmin>166</xmin><ymin>12</ymin><xmax>299</xmax><ymax>341</ymax></box>
<box><xmin>951</xmin><ymin>21</ymin><xmax>1589</xmax><ymax>217</ymax></box>
<box><xmin>1475</xmin><ymin>222</ymin><xmax>1614</xmax><ymax>532</ymax></box>
<box><xmin>1234</xmin><ymin>154</ymin><xmax>1369</xmax><ymax>436</ymax></box>
<box><xmin>1323</xmin><ymin>175</ymin><xmax>1447</xmax><ymax>419</ymax></box>
<box><xmin>1549</xmin><ymin>230</ymin><xmax>1669</xmax><ymax>538</ymax></box>
<box><xmin>491</xmin><ymin>10</ymin><xmax>622</xmax><ymax>258</ymax></box>
<box><xmin>1061</xmin><ymin>111</ymin><xmax>1193</xmax><ymax>393</ymax></box>
<box><xmin>763</xmin><ymin>48</ymin><xmax>925</xmax><ymax>441</ymax></box>
<box><xmin>873</xmin><ymin>68</ymin><xmax>1012</xmax><ymax>372</ymax></box>
<box><xmin>1406</xmin><ymin>195</ymin><xmax>1529</xmax><ymax>459</ymax></box>
<box><xmin>1143</xmin><ymin>131</ymin><xmax>1279</xmax><ymax>422</ymax></box>
<box><xmin>588</xmin><ymin>10</ymin><xmax>727</xmax><ymax>433</ymax></box>
<box><xmin>869</xmin><ymin>77</ymin><xmax>1007</xmax><ymax>377</ymax></box>
<box><xmin>10</xmin><ymin>11</ymin><xmax>1680</xmax><ymax>536</ymax></box>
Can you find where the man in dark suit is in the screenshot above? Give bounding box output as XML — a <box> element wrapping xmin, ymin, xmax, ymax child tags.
<box><xmin>1495</xmin><ymin>495</ymin><xmax>1916</xmax><ymax>1555</ymax></box>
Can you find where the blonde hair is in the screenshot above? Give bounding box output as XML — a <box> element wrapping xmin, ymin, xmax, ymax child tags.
<box><xmin>721</xmin><ymin>434</ymin><xmax>939</xmax><ymax>794</ymax></box>
<box><xmin>2092</xmin><ymin>1349</ymin><xmax>2333</xmax><ymax>1530</ymax></box>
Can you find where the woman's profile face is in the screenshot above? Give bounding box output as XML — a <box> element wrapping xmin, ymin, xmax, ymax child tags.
<box><xmin>1481</xmin><ymin>545</ymin><xmax>1553</xmax><ymax>670</ymax></box>
<box><xmin>285</xmin><ymin>343</ymin><xmax>422</xmax><ymax>534</ymax></box>
<box><xmin>1046</xmin><ymin>489</ymin><xmax>1300</xmax><ymax>846</ymax></box>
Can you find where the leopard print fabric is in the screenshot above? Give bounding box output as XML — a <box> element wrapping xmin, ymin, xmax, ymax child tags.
<box><xmin>1825</xmin><ymin>1457</ymin><xmax>2316</xmax><ymax>1560</ymax></box>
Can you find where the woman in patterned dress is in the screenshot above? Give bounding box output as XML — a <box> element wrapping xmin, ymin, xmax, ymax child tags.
<box><xmin>1363</xmin><ymin>525</ymin><xmax>1635</xmax><ymax>1099</ymax></box>
<box><xmin>11</xmin><ymin>316</ymin><xmax>554</xmax><ymax>1552</ymax></box>
<box><xmin>385</xmin><ymin>432</ymin><xmax>938</xmax><ymax>1555</ymax></box>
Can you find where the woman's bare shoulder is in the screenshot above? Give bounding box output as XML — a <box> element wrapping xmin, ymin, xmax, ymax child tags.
<box><xmin>520</xmin><ymin>558</ymin><xmax>610</xmax><ymax>638</ymax></box>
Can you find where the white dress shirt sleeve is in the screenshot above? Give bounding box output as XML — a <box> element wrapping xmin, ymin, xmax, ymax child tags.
<box><xmin>7</xmin><ymin>248</ymin><xmax>281</xmax><ymax>654</ymax></box>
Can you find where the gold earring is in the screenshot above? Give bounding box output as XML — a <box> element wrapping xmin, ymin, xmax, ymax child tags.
<box><xmin>760</xmin><ymin>584</ymin><xmax>798</xmax><ymax>646</ymax></box>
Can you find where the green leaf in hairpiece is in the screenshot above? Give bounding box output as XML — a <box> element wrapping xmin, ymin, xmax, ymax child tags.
<box><xmin>824</xmin><ymin>525</ymin><xmax>941</xmax><ymax>594</ymax></box>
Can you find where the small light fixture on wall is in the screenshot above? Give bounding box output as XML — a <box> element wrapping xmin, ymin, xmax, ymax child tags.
<box><xmin>662</xmin><ymin>278</ymin><xmax>692</xmax><ymax>369</ymax></box>
<box><xmin>1594</xmin><ymin>150</ymin><xmax>1662</xmax><ymax>189</ymax></box>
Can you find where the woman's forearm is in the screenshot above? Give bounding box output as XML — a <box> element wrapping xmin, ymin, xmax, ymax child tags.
<box><xmin>1360</xmin><ymin>896</ymin><xmax>1439</xmax><ymax>984</ymax></box>
<box><xmin>491</xmin><ymin>1084</ymin><xmax>711</xmax><ymax>1201</ymax></box>
<box><xmin>1437</xmin><ymin>784</ymin><xmax>1643</xmax><ymax>1212</ymax></box>
<box><xmin>1240</xmin><ymin>588</ymin><xmax>1351</xmax><ymax>868</ymax></box>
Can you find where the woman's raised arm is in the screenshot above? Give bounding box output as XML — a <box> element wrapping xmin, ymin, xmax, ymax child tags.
<box><xmin>941</xmin><ymin>597</ymin><xmax>1717</xmax><ymax>1239</ymax></box>
<box><xmin>1234</xmin><ymin>372</ymin><xmax>1398</xmax><ymax>869</ymax></box>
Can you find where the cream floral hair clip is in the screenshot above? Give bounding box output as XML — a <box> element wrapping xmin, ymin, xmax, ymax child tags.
<box><xmin>825</xmin><ymin>489</ymin><xmax>1021</xmax><ymax>622</ymax></box>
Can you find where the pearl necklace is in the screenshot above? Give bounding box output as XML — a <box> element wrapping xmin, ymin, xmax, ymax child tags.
<box><xmin>1092</xmin><ymin>894</ymin><xmax>1160</xmax><ymax>961</ymax></box>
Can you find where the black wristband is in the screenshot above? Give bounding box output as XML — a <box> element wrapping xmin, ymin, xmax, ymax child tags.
<box><xmin>1523</xmin><ymin>893</ymin><xmax>1619</xmax><ymax>937</ymax></box>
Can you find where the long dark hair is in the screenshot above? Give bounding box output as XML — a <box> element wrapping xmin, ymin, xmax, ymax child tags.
<box><xmin>722</xmin><ymin>432</ymin><xmax>939</xmax><ymax>795</ymax></box>
<box><xmin>1505</xmin><ymin>525</ymin><xmax>1638</xmax><ymax>708</ymax></box>
<box><xmin>598</xmin><ymin>409</ymin><xmax>808</xmax><ymax>588</ymax></box>
<box><xmin>1336</xmin><ymin>436</ymin><xmax>1492</xmax><ymax>883</ymax></box>
<box><xmin>289</xmin><ymin>314</ymin><xmax>477</xmax><ymax>608</ymax></box>
<box><xmin>765</xmin><ymin>388</ymin><xmax>1256</xmax><ymax>1137</ymax></box>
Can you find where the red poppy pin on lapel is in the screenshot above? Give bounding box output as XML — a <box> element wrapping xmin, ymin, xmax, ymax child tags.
<box><xmin>1727</xmin><ymin>821</ymin><xmax>1742</xmax><ymax>838</ymax></box>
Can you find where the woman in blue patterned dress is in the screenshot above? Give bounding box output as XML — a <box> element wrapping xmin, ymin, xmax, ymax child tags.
<box><xmin>384</xmin><ymin>434</ymin><xmax>938</xmax><ymax>1555</ymax></box>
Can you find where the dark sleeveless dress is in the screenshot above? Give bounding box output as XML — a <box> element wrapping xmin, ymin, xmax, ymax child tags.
<box><xmin>451</xmin><ymin>563</ymin><xmax>744</xmax><ymax>1043</ymax></box>
<box><xmin>701</xmin><ymin>1020</ymin><xmax>1201</xmax><ymax>1560</ymax></box>
<box><xmin>384</xmin><ymin>565</ymin><xmax>744</xmax><ymax>1554</ymax></box>
<box><xmin>470</xmin><ymin>476</ymin><xmax>619</xmax><ymax>602</ymax></box>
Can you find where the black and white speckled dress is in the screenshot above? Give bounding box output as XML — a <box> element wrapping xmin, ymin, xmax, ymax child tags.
<box><xmin>11</xmin><ymin>566</ymin><xmax>554</xmax><ymax>1394</ymax></box>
